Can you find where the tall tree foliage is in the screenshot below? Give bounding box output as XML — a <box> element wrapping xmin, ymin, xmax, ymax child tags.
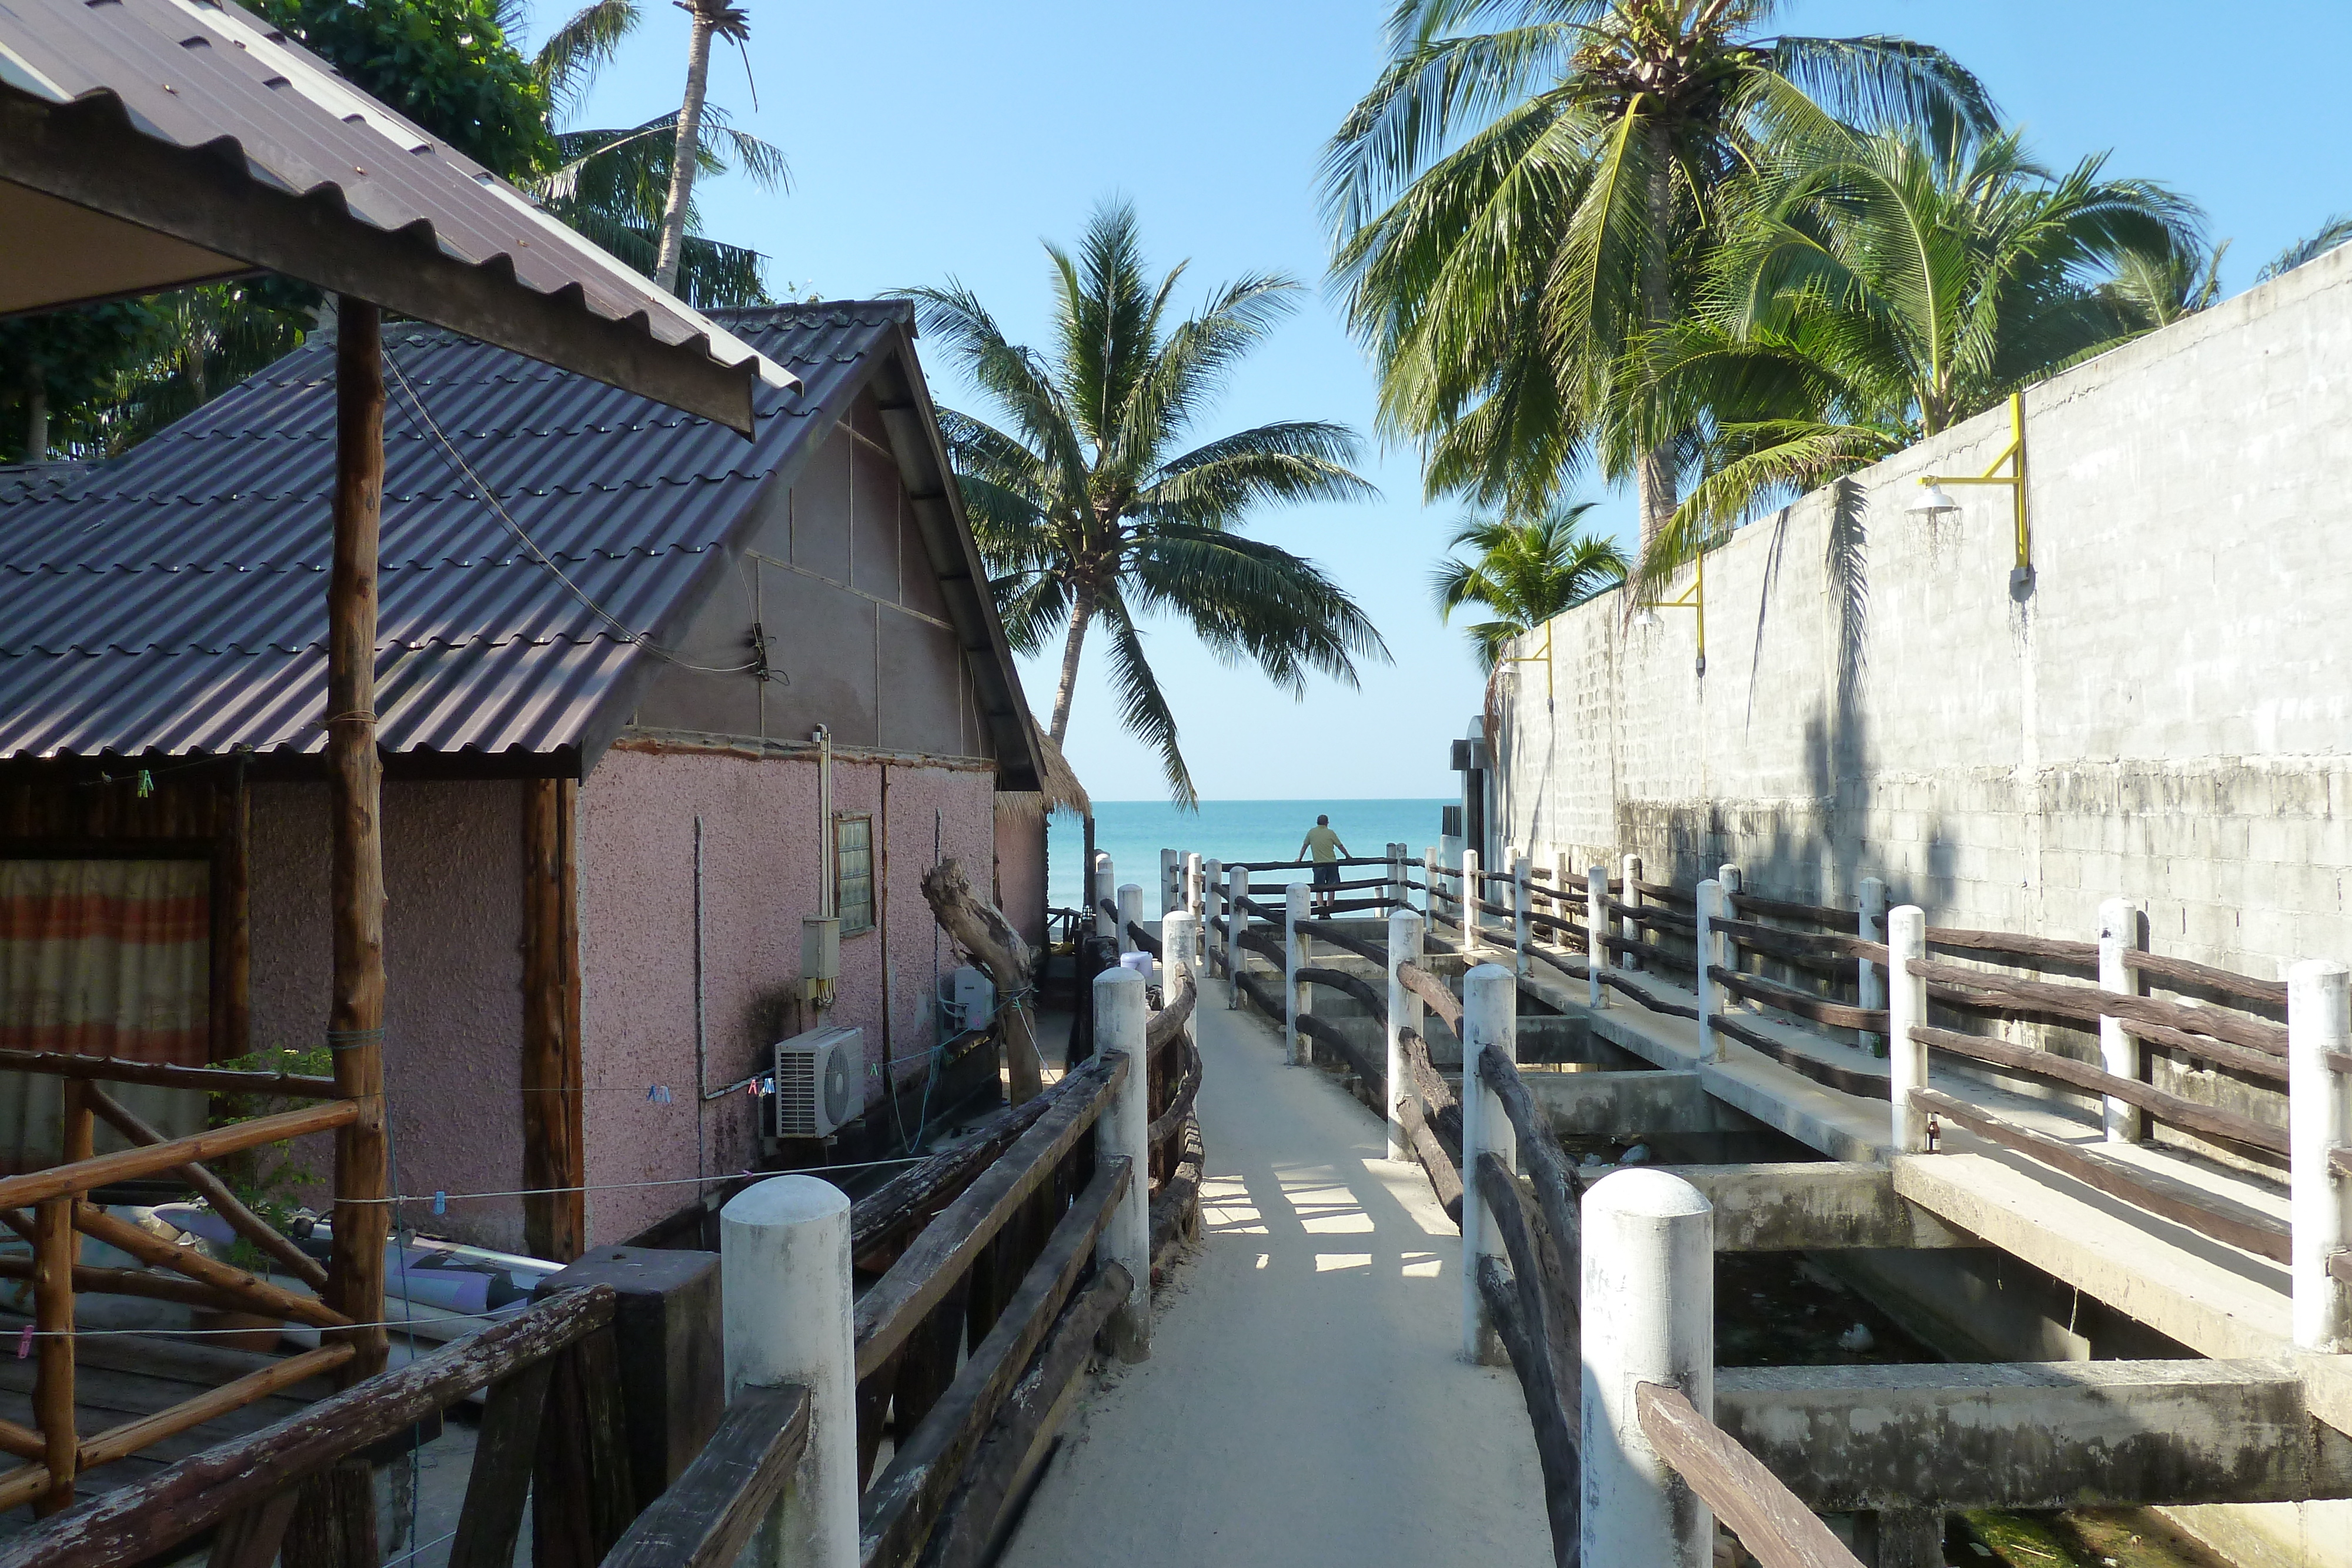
<box><xmin>1324</xmin><ymin>0</ymin><xmax>1993</xmax><ymax>547</ymax></box>
<box><xmin>1431</xmin><ymin>503</ymin><xmax>1627</xmax><ymax>668</ymax></box>
<box><xmin>900</xmin><ymin>205</ymin><xmax>1388</xmax><ymax>805</ymax></box>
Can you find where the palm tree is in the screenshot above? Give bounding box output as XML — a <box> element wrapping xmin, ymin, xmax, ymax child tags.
<box><xmin>2102</xmin><ymin>232</ymin><xmax>2227</xmax><ymax>329</ymax></box>
<box><xmin>2257</xmin><ymin>214</ymin><xmax>2352</xmax><ymax>283</ymax></box>
<box><xmin>1432</xmin><ymin>503</ymin><xmax>1628</xmax><ymax>669</ymax></box>
<box><xmin>900</xmin><ymin>204</ymin><xmax>1388</xmax><ymax>805</ymax></box>
<box><xmin>1639</xmin><ymin>121</ymin><xmax>2194</xmax><ymax>581</ymax></box>
<box><xmin>653</xmin><ymin>0</ymin><xmax>751</xmax><ymax>293</ymax></box>
<box><xmin>1324</xmin><ymin>0</ymin><xmax>1994</xmax><ymax>550</ymax></box>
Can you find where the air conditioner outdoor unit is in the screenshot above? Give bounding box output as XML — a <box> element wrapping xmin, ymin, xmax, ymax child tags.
<box><xmin>771</xmin><ymin>1025</ymin><xmax>862</xmax><ymax>1139</ymax></box>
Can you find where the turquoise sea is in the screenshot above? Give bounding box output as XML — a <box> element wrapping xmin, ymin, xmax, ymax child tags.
<box><xmin>1045</xmin><ymin>798</ymin><xmax>1452</xmax><ymax>912</ymax></box>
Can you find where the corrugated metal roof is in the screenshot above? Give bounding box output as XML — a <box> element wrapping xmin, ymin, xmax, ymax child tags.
<box><xmin>0</xmin><ymin>0</ymin><xmax>793</xmax><ymax>426</ymax></box>
<box><xmin>0</xmin><ymin>302</ymin><xmax>911</xmax><ymax>767</ymax></box>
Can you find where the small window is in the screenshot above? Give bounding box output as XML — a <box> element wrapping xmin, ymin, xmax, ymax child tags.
<box><xmin>836</xmin><ymin>815</ymin><xmax>874</xmax><ymax>935</ymax></box>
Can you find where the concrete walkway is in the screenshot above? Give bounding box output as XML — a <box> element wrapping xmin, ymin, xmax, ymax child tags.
<box><xmin>997</xmin><ymin>977</ymin><xmax>1552</xmax><ymax>1568</ymax></box>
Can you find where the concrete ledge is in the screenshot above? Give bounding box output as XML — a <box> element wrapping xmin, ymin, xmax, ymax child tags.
<box><xmin>1521</xmin><ymin>1069</ymin><xmax>1753</xmax><ymax>1137</ymax></box>
<box><xmin>1653</xmin><ymin>1163</ymin><xmax>1969</xmax><ymax>1251</ymax></box>
<box><xmin>1715</xmin><ymin>1358</ymin><xmax>2352</xmax><ymax>1510</ymax></box>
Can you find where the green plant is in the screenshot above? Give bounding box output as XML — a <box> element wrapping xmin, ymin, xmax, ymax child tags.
<box><xmin>1431</xmin><ymin>502</ymin><xmax>1627</xmax><ymax>669</ymax></box>
<box><xmin>207</xmin><ymin>1045</ymin><xmax>332</xmax><ymax>1276</ymax></box>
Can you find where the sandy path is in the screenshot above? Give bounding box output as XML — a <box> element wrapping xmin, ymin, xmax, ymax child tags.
<box><xmin>996</xmin><ymin>977</ymin><xmax>1552</xmax><ymax>1567</ymax></box>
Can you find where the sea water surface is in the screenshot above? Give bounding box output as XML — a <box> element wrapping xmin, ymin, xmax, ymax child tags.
<box><xmin>1045</xmin><ymin>798</ymin><xmax>1451</xmax><ymax>912</ymax></box>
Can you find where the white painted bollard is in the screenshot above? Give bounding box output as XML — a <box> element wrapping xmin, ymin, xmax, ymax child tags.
<box><xmin>1461</xmin><ymin>848</ymin><xmax>1483</xmax><ymax>954</ymax></box>
<box><xmin>1226</xmin><ymin>865</ymin><xmax>1249</xmax><ymax>1008</ymax></box>
<box><xmin>1093</xmin><ymin>853</ymin><xmax>1116</xmax><ymax>938</ymax></box>
<box><xmin>1285</xmin><ymin>882</ymin><xmax>1313</xmax><ymax>1066</ymax></box>
<box><xmin>1619</xmin><ymin>853</ymin><xmax>1643</xmax><ymax>971</ymax></box>
<box><xmin>1386</xmin><ymin>910</ymin><xmax>1422</xmax><ymax>1162</ymax></box>
<box><xmin>1160</xmin><ymin>848</ymin><xmax>1181</xmax><ymax>917</ymax></box>
<box><xmin>1512</xmin><ymin>850</ymin><xmax>1532</xmax><ymax>978</ymax></box>
<box><xmin>1695</xmin><ymin>878</ymin><xmax>1724</xmax><ymax>1064</ymax></box>
<box><xmin>1422</xmin><ymin>846</ymin><xmax>1438</xmax><ymax>920</ymax></box>
<box><xmin>2097</xmin><ymin>898</ymin><xmax>2146</xmax><ymax>1143</ymax></box>
<box><xmin>1718</xmin><ymin>864</ymin><xmax>1756</xmax><ymax>1014</ymax></box>
<box><xmin>1580</xmin><ymin>1169</ymin><xmax>1715</xmax><ymax>1568</ymax></box>
<box><xmin>1164</xmin><ymin>912</ymin><xmax>1200</xmax><ymax>1054</ymax></box>
<box><xmin>1587</xmin><ymin>864</ymin><xmax>1609</xmax><ymax>1009</ymax></box>
<box><xmin>2288</xmin><ymin>959</ymin><xmax>2351</xmax><ymax>1351</ymax></box>
<box><xmin>1184</xmin><ymin>851</ymin><xmax>1203</xmax><ymax>918</ymax></box>
<box><xmin>1857</xmin><ymin>877</ymin><xmax>1888</xmax><ymax>1055</ymax></box>
<box><xmin>1116</xmin><ymin>882</ymin><xmax>1144</xmax><ymax>955</ymax></box>
<box><xmin>1091</xmin><ymin>965</ymin><xmax>1153</xmax><ymax>1360</ymax></box>
<box><xmin>1202</xmin><ymin>858</ymin><xmax>1222</xmax><ymax>968</ymax></box>
<box><xmin>723</xmin><ymin>1176</ymin><xmax>858</xmax><ymax>1568</ymax></box>
<box><xmin>1459</xmin><ymin>962</ymin><xmax>1517</xmax><ymax>1366</ymax></box>
<box><xmin>1887</xmin><ymin>905</ymin><xmax>1930</xmax><ymax>1154</ymax></box>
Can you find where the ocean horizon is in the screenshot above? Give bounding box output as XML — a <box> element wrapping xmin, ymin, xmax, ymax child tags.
<box><xmin>1044</xmin><ymin>797</ymin><xmax>1451</xmax><ymax>912</ymax></box>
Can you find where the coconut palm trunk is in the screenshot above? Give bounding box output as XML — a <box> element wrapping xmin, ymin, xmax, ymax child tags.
<box><xmin>1636</xmin><ymin>125</ymin><xmax>1679</xmax><ymax>554</ymax></box>
<box><xmin>652</xmin><ymin>2</ymin><xmax>720</xmax><ymax>293</ymax></box>
<box><xmin>1048</xmin><ymin>589</ymin><xmax>1095</xmax><ymax>745</ymax></box>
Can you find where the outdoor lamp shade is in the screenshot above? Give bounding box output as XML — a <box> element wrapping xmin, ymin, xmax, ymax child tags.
<box><xmin>1907</xmin><ymin>480</ymin><xmax>1962</xmax><ymax>518</ymax></box>
<box><xmin>1632</xmin><ymin>606</ymin><xmax>1661</xmax><ymax>630</ymax></box>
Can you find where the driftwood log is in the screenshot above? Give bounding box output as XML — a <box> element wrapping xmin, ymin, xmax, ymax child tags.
<box><xmin>921</xmin><ymin>859</ymin><xmax>1043</xmax><ymax>1105</ymax></box>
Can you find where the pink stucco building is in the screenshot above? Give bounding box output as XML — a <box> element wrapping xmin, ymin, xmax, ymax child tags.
<box><xmin>0</xmin><ymin>302</ymin><xmax>1066</xmax><ymax>1258</ymax></box>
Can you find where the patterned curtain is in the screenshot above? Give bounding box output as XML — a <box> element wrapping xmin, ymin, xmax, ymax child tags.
<box><xmin>0</xmin><ymin>860</ymin><xmax>210</xmax><ymax>1064</ymax></box>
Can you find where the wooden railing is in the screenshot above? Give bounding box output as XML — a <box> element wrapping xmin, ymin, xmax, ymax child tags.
<box><xmin>0</xmin><ymin>1054</ymin><xmax>365</xmax><ymax>1519</ymax></box>
<box><xmin>1636</xmin><ymin>1382</ymin><xmax>1863</xmax><ymax>1568</ymax></box>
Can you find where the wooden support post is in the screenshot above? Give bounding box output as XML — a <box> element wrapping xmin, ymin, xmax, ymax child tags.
<box><xmin>723</xmin><ymin>1178</ymin><xmax>857</xmax><ymax>1568</ymax></box>
<box><xmin>1581</xmin><ymin>1171</ymin><xmax>1713</xmax><ymax>1567</ymax></box>
<box><xmin>1889</xmin><ymin>907</ymin><xmax>1930</xmax><ymax>1155</ymax></box>
<box><xmin>1459</xmin><ymin>962</ymin><xmax>1515</xmax><ymax>1367</ymax></box>
<box><xmin>1511</xmin><ymin>849</ymin><xmax>1531</xmax><ymax>979</ymax></box>
<box><xmin>534</xmin><ymin>1246</ymin><xmax>724</xmax><ymax>1503</ymax></box>
<box><xmin>1857</xmin><ymin>877</ymin><xmax>1888</xmax><ymax>1057</ymax></box>
<box><xmin>532</xmin><ymin>1322</ymin><xmax>637</xmax><ymax>1568</ymax></box>
<box><xmin>324</xmin><ymin>295</ymin><xmax>390</xmax><ymax>1386</ymax></box>
<box><xmin>1284</xmin><ymin>883</ymin><xmax>1312</xmax><ymax>1067</ymax></box>
<box><xmin>2290</xmin><ymin>959</ymin><xmax>2352</xmax><ymax>1352</ymax></box>
<box><xmin>449</xmin><ymin>1359</ymin><xmax>554</xmax><ymax>1568</ymax></box>
<box><xmin>524</xmin><ymin>778</ymin><xmax>586</xmax><ymax>1262</ymax></box>
<box><xmin>1386</xmin><ymin>911</ymin><xmax>1422</xmax><ymax>1163</ymax></box>
<box><xmin>1587</xmin><ymin>865</ymin><xmax>1609</xmax><ymax>1010</ymax></box>
<box><xmin>2097</xmin><ymin>898</ymin><xmax>2147</xmax><ymax>1144</ymax></box>
<box><xmin>1226</xmin><ymin>866</ymin><xmax>1248</xmax><ymax>1008</ymax></box>
<box><xmin>32</xmin><ymin>1194</ymin><xmax>74</xmax><ymax>1517</ymax></box>
<box><xmin>1091</xmin><ymin>967</ymin><xmax>1152</xmax><ymax>1362</ymax></box>
<box><xmin>1619</xmin><ymin>853</ymin><xmax>1643</xmax><ymax>971</ymax></box>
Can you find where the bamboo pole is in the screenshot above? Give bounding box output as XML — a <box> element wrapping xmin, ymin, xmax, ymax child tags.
<box><xmin>32</xmin><ymin>1199</ymin><xmax>72</xmax><ymax>1516</ymax></box>
<box><xmin>325</xmin><ymin>298</ymin><xmax>391</xmax><ymax>1392</ymax></box>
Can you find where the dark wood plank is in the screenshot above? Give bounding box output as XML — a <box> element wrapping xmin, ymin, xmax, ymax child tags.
<box><xmin>599</xmin><ymin>1386</ymin><xmax>809</xmax><ymax>1568</ymax></box>
<box><xmin>531</xmin><ymin>1325</ymin><xmax>636</xmax><ymax>1568</ymax></box>
<box><xmin>446</xmin><ymin>1360</ymin><xmax>553</xmax><ymax>1568</ymax></box>
<box><xmin>852</xmin><ymin>1056</ymin><xmax>1124</xmax><ymax>1380</ymax></box>
<box><xmin>205</xmin><ymin>1489</ymin><xmax>297</xmax><ymax>1568</ymax></box>
<box><xmin>852</xmin><ymin>1094</ymin><xmax>1060</xmax><ymax>1269</ymax></box>
<box><xmin>858</xmin><ymin>1159</ymin><xmax>1131</xmax><ymax>1568</ymax></box>
<box><xmin>1635</xmin><ymin>1381</ymin><xmax>1863</xmax><ymax>1568</ymax></box>
<box><xmin>1708</xmin><ymin>967</ymin><xmax>1887</xmax><ymax>1032</ymax></box>
<box><xmin>522</xmin><ymin>777</ymin><xmax>585</xmax><ymax>1265</ymax></box>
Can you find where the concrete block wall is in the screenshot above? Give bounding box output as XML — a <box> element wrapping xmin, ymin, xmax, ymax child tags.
<box><xmin>1493</xmin><ymin>239</ymin><xmax>2352</xmax><ymax>983</ymax></box>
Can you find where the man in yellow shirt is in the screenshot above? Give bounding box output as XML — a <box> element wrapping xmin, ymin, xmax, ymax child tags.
<box><xmin>1296</xmin><ymin>814</ymin><xmax>1351</xmax><ymax>915</ymax></box>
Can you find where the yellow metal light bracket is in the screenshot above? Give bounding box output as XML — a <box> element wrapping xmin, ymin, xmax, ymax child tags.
<box><xmin>1633</xmin><ymin>543</ymin><xmax>1706</xmax><ymax>676</ymax></box>
<box><xmin>1496</xmin><ymin>621</ymin><xmax>1555</xmax><ymax>699</ymax></box>
<box><xmin>1916</xmin><ymin>391</ymin><xmax>2033</xmax><ymax>590</ymax></box>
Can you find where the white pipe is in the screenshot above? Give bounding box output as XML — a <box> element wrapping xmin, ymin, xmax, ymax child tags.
<box><xmin>1580</xmin><ymin>1168</ymin><xmax>1715</xmax><ymax>1567</ymax></box>
<box><xmin>1092</xmin><ymin>965</ymin><xmax>1152</xmax><ymax>1360</ymax></box>
<box><xmin>1459</xmin><ymin>962</ymin><xmax>1515</xmax><ymax>1365</ymax></box>
<box><xmin>2289</xmin><ymin>959</ymin><xmax>2351</xmax><ymax>1350</ymax></box>
<box><xmin>1888</xmin><ymin>905</ymin><xmax>1929</xmax><ymax>1154</ymax></box>
<box><xmin>723</xmin><ymin>1175</ymin><xmax>857</xmax><ymax>1568</ymax></box>
<box><xmin>1386</xmin><ymin>910</ymin><xmax>1422</xmax><ymax>1162</ymax></box>
<box><xmin>1285</xmin><ymin>882</ymin><xmax>1313</xmax><ymax>1066</ymax></box>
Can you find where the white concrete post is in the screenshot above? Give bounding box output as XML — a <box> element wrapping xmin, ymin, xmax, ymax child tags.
<box><xmin>1093</xmin><ymin>853</ymin><xmax>1115</xmax><ymax>938</ymax></box>
<box><xmin>1459</xmin><ymin>962</ymin><xmax>1517</xmax><ymax>1366</ymax></box>
<box><xmin>1386</xmin><ymin>910</ymin><xmax>1423</xmax><ymax>1162</ymax></box>
<box><xmin>1160</xmin><ymin>848</ymin><xmax>1180</xmax><ymax>917</ymax></box>
<box><xmin>1461</xmin><ymin>848</ymin><xmax>1483</xmax><ymax>954</ymax></box>
<box><xmin>1695</xmin><ymin>879</ymin><xmax>1724</xmax><ymax>1064</ymax></box>
<box><xmin>2289</xmin><ymin>959</ymin><xmax>2351</xmax><ymax>1351</ymax></box>
<box><xmin>1389</xmin><ymin>841</ymin><xmax>1408</xmax><ymax>911</ymax></box>
<box><xmin>722</xmin><ymin>1176</ymin><xmax>858</xmax><ymax>1568</ymax></box>
<box><xmin>1619</xmin><ymin>853</ymin><xmax>1643</xmax><ymax>971</ymax></box>
<box><xmin>1857</xmin><ymin>877</ymin><xmax>1888</xmax><ymax>1056</ymax></box>
<box><xmin>1888</xmin><ymin>905</ymin><xmax>1930</xmax><ymax>1154</ymax></box>
<box><xmin>1587</xmin><ymin>864</ymin><xmax>1609</xmax><ymax>1009</ymax></box>
<box><xmin>1718</xmin><ymin>864</ymin><xmax>1756</xmax><ymax>1014</ymax></box>
<box><xmin>1091</xmin><ymin>965</ymin><xmax>1152</xmax><ymax>1360</ymax></box>
<box><xmin>1202</xmin><ymin>858</ymin><xmax>1222</xmax><ymax>969</ymax></box>
<box><xmin>1116</xmin><ymin>883</ymin><xmax>1143</xmax><ymax>955</ymax></box>
<box><xmin>1284</xmin><ymin>881</ymin><xmax>1313</xmax><ymax>1066</ymax></box>
<box><xmin>1512</xmin><ymin>850</ymin><xmax>1532</xmax><ymax>978</ymax></box>
<box><xmin>1226</xmin><ymin>866</ymin><xmax>1248</xmax><ymax>1008</ymax></box>
<box><xmin>2097</xmin><ymin>898</ymin><xmax>2145</xmax><ymax>1143</ymax></box>
<box><xmin>1580</xmin><ymin>1169</ymin><xmax>1715</xmax><ymax>1568</ymax></box>
<box><xmin>1423</xmin><ymin>846</ymin><xmax>1439</xmax><ymax>920</ymax></box>
<box><xmin>1164</xmin><ymin>912</ymin><xmax>1200</xmax><ymax>1055</ymax></box>
<box><xmin>1184</xmin><ymin>851</ymin><xmax>1203</xmax><ymax>918</ymax></box>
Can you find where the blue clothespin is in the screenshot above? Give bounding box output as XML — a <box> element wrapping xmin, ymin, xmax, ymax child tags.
<box><xmin>431</xmin><ymin>1190</ymin><xmax>447</xmax><ymax>1215</ymax></box>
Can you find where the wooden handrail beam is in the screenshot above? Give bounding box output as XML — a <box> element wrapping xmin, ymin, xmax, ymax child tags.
<box><xmin>599</xmin><ymin>1384</ymin><xmax>810</xmax><ymax>1568</ymax></box>
<box><xmin>1911</xmin><ymin>1025</ymin><xmax>2287</xmax><ymax>1156</ymax></box>
<box><xmin>1907</xmin><ymin>958</ymin><xmax>2287</xmax><ymax>1057</ymax></box>
<box><xmin>1635</xmin><ymin>1382</ymin><xmax>1863</xmax><ymax>1568</ymax></box>
<box><xmin>0</xmin><ymin>1049</ymin><xmax>340</xmax><ymax>1099</ymax></box>
<box><xmin>0</xmin><ymin>1101</ymin><xmax>359</xmax><ymax>1213</ymax></box>
<box><xmin>66</xmin><ymin>1206</ymin><xmax>349</xmax><ymax>1331</ymax></box>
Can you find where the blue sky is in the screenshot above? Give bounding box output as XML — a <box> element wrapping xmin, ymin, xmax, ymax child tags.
<box><xmin>530</xmin><ymin>1</ymin><xmax>2352</xmax><ymax>803</ymax></box>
